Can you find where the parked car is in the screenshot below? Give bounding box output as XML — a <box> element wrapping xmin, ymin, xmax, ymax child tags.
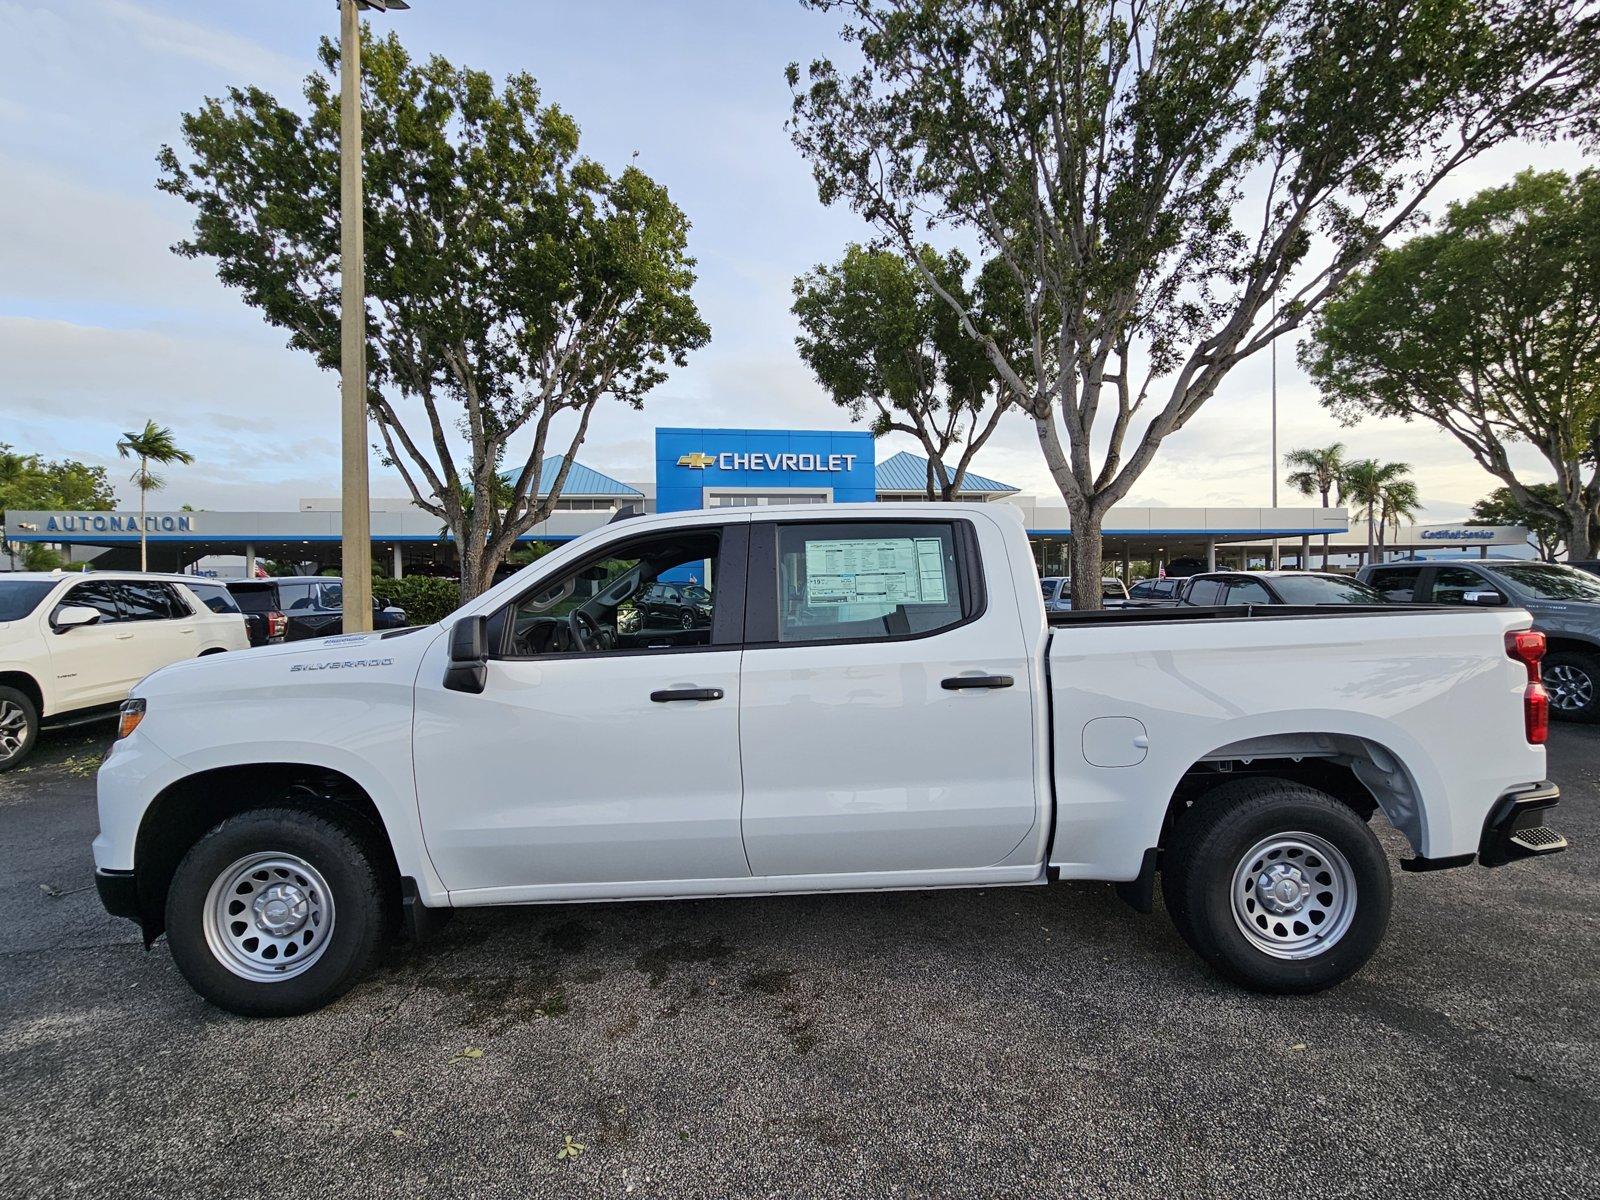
<box><xmin>1040</xmin><ymin>576</ymin><xmax>1130</xmax><ymax>611</ymax></box>
<box><xmin>1177</xmin><ymin>571</ymin><xmax>1385</xmax><ymax>607</ymax></box>
<box><xmin>1359</xmin><ymin>558</ymin><xmax>1600</xmax><ymax>722</ymax></box>
<box><xmin>635</xmin><ymin>580</ymin><xmax>713</xmax><ymax>630</ymax></box>
<box><xmin>210</xmin><ymin>579</ymin><xmax>286</xmax><ymax>647</ymax></box>
<box><xmin>227</xmin><ymin>577</ymin><xmax>407</xmax><ymax>641</ymax></box>
<box><xmin>95</xmin><ymin>503</ymin><xmax>1564</xmax><ymax>1016</ymax></box>
<box><xmin>0</xmin><ymin>571</ymin><xmax>248</xmax><ymax>771</ymax></box>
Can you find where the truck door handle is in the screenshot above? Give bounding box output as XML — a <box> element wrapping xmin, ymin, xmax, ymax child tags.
<box><xmin>942</xmin><ymin>674</ymin><xmax>1014</xmax><ymax>690</ymax></box>
<box><xmin>650</xmin><ymin>687</ymin><xmax>725</xmax><ymax>703</ymax></box>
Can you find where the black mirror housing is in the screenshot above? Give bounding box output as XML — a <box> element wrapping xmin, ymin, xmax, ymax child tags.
<box><xmin>444</xmin><ymin>615</ymin><xmax>489</xmax><ymax>694</ymax></box>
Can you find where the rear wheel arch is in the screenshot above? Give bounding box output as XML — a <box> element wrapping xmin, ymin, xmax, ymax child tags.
<box><xmin>133</xmin><ymin>763</ymin><xmax>402</xmax><ymax>940</ymax></box>
<box><xmin>1160</xmin><ymin>732</ymin><xmax>1426</xmax><ymax>858</ymax></box>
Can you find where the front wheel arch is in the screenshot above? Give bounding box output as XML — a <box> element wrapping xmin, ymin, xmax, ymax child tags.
<box><xmin>133</xmin><ymin>764</ymin><xmax>401</xmax><ymax>941</ymax></box>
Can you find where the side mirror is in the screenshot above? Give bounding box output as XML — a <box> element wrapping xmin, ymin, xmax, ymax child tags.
<box><xmin>444</xmin><ymin>615</ymin><xmax>489</xmax><ymax>694</ymax></box>
<box><xmin>1464</xmin><ymin>590</ymin><xmax>1505</xmax><ymax>607</ymax></box>
<box><xmin>52</xmin><ymin>605</ymin><xmax>101</xmax><ymax>633</ymax></box>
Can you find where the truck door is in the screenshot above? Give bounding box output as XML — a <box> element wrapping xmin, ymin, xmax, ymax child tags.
<box><xmin>412</xmin><ymin>521</ymin><xmax>752</xmax><ymax>894</ymax></box>
<box><xmin>737</xmin><ymin>516</ymin><xmax>1039</xmax><ymax>876</ymax></box>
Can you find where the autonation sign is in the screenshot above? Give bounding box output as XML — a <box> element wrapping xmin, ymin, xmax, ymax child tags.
<box><xmin>657</xmin><ymin>427</ymin><xmax>877</xmax><ymax>513</ymax></box>
<box><xmin>43</xmin><ymin>513</ymin><xmax>196</xmax><ymax>533</ymax></box>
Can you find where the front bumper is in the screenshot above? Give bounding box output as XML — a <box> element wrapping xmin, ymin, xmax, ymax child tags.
<box><xmin>1479</xmin><ymin>780</ymin><xmax>1567</xmax><ymax>868</ymax></box>
<box><xmin>95</xmin><ymin>868</ymin><xmax>141</xmax><ymax>922</ymax></box>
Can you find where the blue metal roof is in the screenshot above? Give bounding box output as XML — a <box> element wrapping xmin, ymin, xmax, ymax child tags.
<box><xmin>874</xmin><ymin>450</ymin><xmax>1019</xmax><ymax>495</ymax></box>
<box><xmin>501</xmin><ymin>455</ymin><xmax>643</xmax><ymax>498</ymax></box>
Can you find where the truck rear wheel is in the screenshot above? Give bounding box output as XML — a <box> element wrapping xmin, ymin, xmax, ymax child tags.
<box><xmin>165</xmin><ymin>807</ymin><xmax>389</xmax><ymax>1017</ymax></box>
<box><xmin>1163</xmin><ymin>778</ymin><xmax>1390</xmax><ymax>994</ymax></box>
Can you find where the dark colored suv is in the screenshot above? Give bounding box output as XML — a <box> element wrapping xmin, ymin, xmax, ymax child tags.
<box><xmin>1359</xmin><ymin>558</ymin><xmax>1600</xmax><ymax>722</ymax></box>
<box><xmin>227</xmin><ymin>577</ymin><xmax>407</xmax><ymax>642</ymax></box>
<box><xmin>1177</xmin><ymin>571</ymin><xmax>1383</xmax><ymax>607</ymax></box>
<box><xmin>635</xmin><ymin>581</ymin><xmax>713</xmax><ymax>631</ymax></box>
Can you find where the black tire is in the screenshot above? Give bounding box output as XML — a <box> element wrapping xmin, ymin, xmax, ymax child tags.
<box><xmin>1162</xmin><ymin>777</ymin><xmax>1391</xmax><ymax>994</ymax></box>
<box><xmin>1542</xmin><ymin>649</ymin><xmax>1600</xmax><ymax>723</ymax></box>
<box><xmin>165</xmin><ymin>807</ymin><xmax>390</xmax><ymax>1017</ymax></box>
<box><xmin>0</xmin><ymin>685</ymin><xmax>40</xmax><ymax>774</ymax></box>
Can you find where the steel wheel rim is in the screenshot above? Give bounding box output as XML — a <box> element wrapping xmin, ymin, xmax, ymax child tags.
<box><xmin>1230</xmin><ymin>831</ymin><xmax>1357</xmax><ymax>960</ymax></box>
<box><xmin>0</xmin><ymin>700</ymin><xmax>29</xmax><ymax>761</ymax></box>
<box><xmin>1545</xmin><ymin>663</ymin><xmax>1593</xmax><ymax>712</ymax></box>
<box><xmin>203</xmin><ymin>852</ymin><xmax>336</xmax><ymax>982</ymax></box>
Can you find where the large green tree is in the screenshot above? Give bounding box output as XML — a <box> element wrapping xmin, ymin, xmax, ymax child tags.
<box><xmin>0</xmin><ymin>445</ymin><xmax>116</xmax><ymax>569</ymax></box>
<box><xmin>159</xmin><ymin>32</ymin><xmax>709</xmax><ymax>599</ymax></box>
<box><xmin>1305</xmin><ymin>169</ymin><xmax>1600</xmax><ymax>557</ymax></box>
<box><xmin>793</xmin><ymin>245</ymin><xmax>1020</xmax><ymax>499</ymax></box>
<box><xmin>789</xmin><ymin>0</ymin><xmax>1600</xmax><ymax>608</ymax></box>
<box><xmin>1470</xmin><ymin>484</ymin><xmax>1568</xmax><ymax>561</ymax></box>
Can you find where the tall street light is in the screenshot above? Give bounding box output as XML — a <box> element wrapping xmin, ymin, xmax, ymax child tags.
<box><xmin>338</xmin><ymin>0</ymin><xmax>408</xmax><ymax>631</ymax></box>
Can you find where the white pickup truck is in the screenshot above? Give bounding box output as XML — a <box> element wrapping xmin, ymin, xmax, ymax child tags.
<box><xmin>94</xmin><ymin>504</ymin><xmax>1567</xmax><ymax>1016</ymax></box>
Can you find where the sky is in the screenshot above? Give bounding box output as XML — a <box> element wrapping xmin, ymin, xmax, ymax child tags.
<box><xmin>0</xmin><ymin>0</ymin><xmax>1588</xmax><ymax>522</ymax></box>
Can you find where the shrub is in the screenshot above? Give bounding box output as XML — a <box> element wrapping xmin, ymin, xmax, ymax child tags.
<box><xmin>373</xmin><ymin>576</ymin><xmax>461</xmax><ymax>626</ymax></box>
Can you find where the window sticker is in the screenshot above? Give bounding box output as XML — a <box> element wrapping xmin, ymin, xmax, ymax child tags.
<box><xmin>803</xmin><ymin>537</ymin><xmax>949</xmax><ymax>606</ymax></box>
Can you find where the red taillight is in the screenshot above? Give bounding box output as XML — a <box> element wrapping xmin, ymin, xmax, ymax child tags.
<box><xmin>1506</xmin><ymin>629</ymin><xmax>1546</xmax><ymax>668</ymax></box>
<box><xmin>1525</xmin><ymin>683</ymin><xmax>1549</xmax><ymax>744</ymax></box>
<box><xmin>267</xmin><ymin>611</ymin><xmax>287</xmax><ymax>637</ymax></box>
<box><xmin>1506</xmin><ymin>629</ymin><xmax>1548</xmax><ymax>744</ymax></box>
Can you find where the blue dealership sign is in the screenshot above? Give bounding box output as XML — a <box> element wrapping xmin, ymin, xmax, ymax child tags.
<box><xmin>655</xmin><ymin>427</ymin><xmax>877</xmax><ymax>512</ymax></box>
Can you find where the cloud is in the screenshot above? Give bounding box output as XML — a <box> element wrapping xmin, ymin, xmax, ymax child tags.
<box><xmin>89</xmin><ymin>0</ymin><xmax>303</xmax><ymax>89</ymax></box>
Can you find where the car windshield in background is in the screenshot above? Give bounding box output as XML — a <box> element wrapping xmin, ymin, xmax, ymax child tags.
<box><xmin>0</xmin><ymin>580</ymin><xmax>54</xmax><ymax>621</ymax></box>
<box><xmin>1270</xmin><ymin>575</ymin><xmax>1384</xmax><ymax>604</ymax></box>
<box><xmin>1495</xmin><ymin>563</ymin><xmax>1600</xmax><ymax>601</ymax></box>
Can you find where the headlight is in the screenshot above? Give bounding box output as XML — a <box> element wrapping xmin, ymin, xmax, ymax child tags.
<box><xmin>116</xmin><ymin>698</ymin><xmax>146</xmax><ymax>740</ymax></box>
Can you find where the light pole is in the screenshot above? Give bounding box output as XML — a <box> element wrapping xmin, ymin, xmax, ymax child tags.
<box><xmin>338</xmin><ymin>0</ymin><xmax>407</xmax><ymax>632</ymax></box>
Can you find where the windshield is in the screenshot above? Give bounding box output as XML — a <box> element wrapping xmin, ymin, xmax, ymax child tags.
<box><xmin>0</xmin><ymin>580</ymin><xmax>53</xmax><ymax>622</ymax></box>
<box><xmin>1270</xmin><ymin>575</ymin><xmax>1383</xmax><ymax>604</ymax></box>
<box><xmin>1494</xmin><ymin>563</ymin><xmax>1600</xmax><ymax>601</ymax></box>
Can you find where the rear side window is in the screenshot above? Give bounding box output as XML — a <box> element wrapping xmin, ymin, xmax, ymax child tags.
<box><xmin>1223</xmin><ymin>579</ymin><xmax>1272</xmax><ymax>605</ymax></box>
<box><xmin>190</xmin><ymin>583</ymin><xmax>241</xmax><ymax>614</ymax></box>
<box><xmin>773</xmin><ymin>522</ymin><xmax>969</xmax><ymax>643</ymax></box>
<box><xmin>1185</xmin><ymin>579</ymin><xmax>1224</xmax><ymax>606</ymax></box>
<box><xmin>1365</xmin><ymin>566</ymin><xmax>1422</xmax><ymax>602</ymax></box>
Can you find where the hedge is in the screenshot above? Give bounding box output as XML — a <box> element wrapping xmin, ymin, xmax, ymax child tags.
<box><xmin>372</xmin><ymin>575</ymin><xmax>461</xmax><ymax>626</ymax></box>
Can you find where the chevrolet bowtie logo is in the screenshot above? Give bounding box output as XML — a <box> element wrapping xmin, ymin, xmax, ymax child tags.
<box><xmin>677</xmin><ymin>452</ymin><xmax>716</xmax><ymax>469</ymax></box>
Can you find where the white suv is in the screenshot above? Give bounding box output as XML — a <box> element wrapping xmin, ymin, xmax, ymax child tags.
<box><xmin>0</xmin><ymin>572</ymin><xmax>249</xmax><ymax>771</ymax></box>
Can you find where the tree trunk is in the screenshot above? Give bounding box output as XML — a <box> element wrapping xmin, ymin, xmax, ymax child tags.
<box><xmin>457</xmin><ymin>537</ymin><xmax>487</xmax><ymax>606</ymax></box>
<box><xmin>1067</xmin><ymin>511</ymin><xmax>1105</xmax><ymax>611</ymax></box>
<box><xmin>138</xmin><ymin>464</ymin><xmax>148</xmax><ymax>573</ymax></box>
<box><xmin>1563</xmin><ymin>496</ymin><xmax>1595</xmax><ymax>559</ymax></box>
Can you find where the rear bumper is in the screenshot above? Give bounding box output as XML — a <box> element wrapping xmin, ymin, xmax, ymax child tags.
<box><xmin>1479</xmin><ymin>780</ymin><xmax>1567</xmax><ymax>868</ymax></box>
<box><xmin>1400</xmin><ymin>780</ymin><xmax>1566</xmax><ymax>872</ymax></box>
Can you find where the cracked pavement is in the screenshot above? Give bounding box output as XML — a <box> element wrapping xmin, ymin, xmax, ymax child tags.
<box><xmin>1</xmin><ymin>722</ymin><xmax>1596</xmax><ymax>1198</ymax></box>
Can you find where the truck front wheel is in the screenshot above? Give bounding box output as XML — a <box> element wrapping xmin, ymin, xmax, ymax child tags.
<box><xmin>1163</xmin><ymin>778</ymin><xmax>1391</xmax><ymax>994</ymax></box>
<box><xmin>165</xmin><ymin>808</ymin><xmax>390</xmax><ymax>1017</ymax></box>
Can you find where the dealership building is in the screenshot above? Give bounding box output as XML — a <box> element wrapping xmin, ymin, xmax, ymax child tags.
<box><xmin>2</xmin><ymin>426</ymin><xmax>1532</xmax><ymax>578</ymax></box>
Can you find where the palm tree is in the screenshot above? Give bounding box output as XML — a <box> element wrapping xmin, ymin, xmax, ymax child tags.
<box><xmin>1377</xmin><ymin>479</ymin><xmax>1423</xmax><ymax>555</ymax></box>
<box><xmin>1340</xmin><ymin>459</ymin><xmax>1414</xmax><ymax>566</ymax></box>
<box><xmin>1284</xmin><ymin>443</ymin><xmax>1347</xmax><ymax>567</ymax></box>
<box><xmin>116</xmin><ymin>421</ymin><xmax>194</xmax><ymax>572</ymax></box>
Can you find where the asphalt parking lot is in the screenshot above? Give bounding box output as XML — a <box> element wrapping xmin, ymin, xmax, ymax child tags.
<box><xmin>1</xmin><ymin>725</ymin><xmax>1595</xmax><ymax>1199</ymax></box>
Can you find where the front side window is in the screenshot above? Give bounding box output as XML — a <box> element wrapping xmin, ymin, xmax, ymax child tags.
<box><xmin>774</xmin><ymin>522</ymin><xmax>967</xmax><ymax>643</ymax></box>
<box><xmin>1429</xmin><ymin>566</ymin><xmax>1489</xmax><ymax>605</ymax></box>
<box><xmin>1270</xmin><ymin>575</ymin><xmax>1382</xmax><ymax>604</ymax></box>
<box><xmin>59</xmin><ymin>580</ymin><xmax>125</xmax><ymax>624</ymax></box>
<box><xmin>1184</xmin><ymin>579</ymin><xmax>1224</xmax><ymax>606</ymax></box>
<box><xmin>317</xmin><ymin>581</ymin><xmax>345</xmax><ymax>610</ymax></box>
<box><xmin>504</xmin><ymin>529</ymin><xmax>721</xmax><ymax>656</ymax></box>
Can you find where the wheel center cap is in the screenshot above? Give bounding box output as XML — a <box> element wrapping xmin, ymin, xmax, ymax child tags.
<box><xmin>1257</xmin><ymin>865</ymin><xmax>1308</xmax><ymax>914</ymax></box>
<box><xmin>253</xmin><ymin>882</ymin><xmax>309</xmax><ymax>936</ymax></box>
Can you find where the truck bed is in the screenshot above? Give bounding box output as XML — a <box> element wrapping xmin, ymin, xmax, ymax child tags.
<box><xmin>1046</xmin><ymin>603</ymin><xmax>1454</xmax><ymax>626</ymax></box>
